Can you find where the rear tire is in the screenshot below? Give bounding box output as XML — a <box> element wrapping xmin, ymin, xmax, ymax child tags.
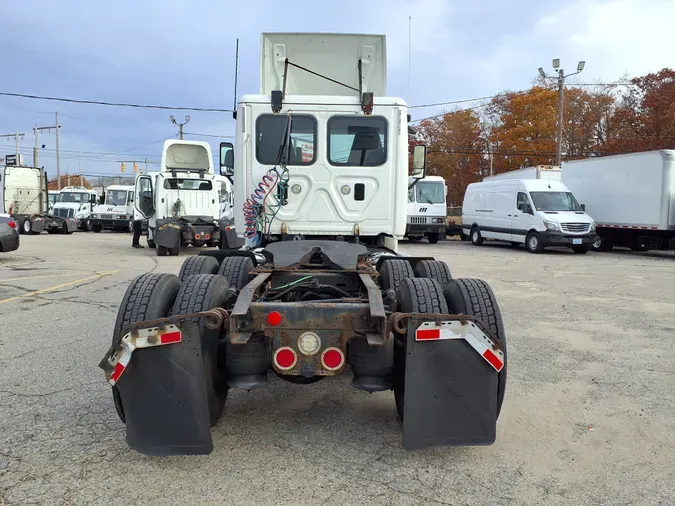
<box><xmin>178</xmin><ymin>256</ymin><xmax>220</xmax><ymax>282</ymax></box>
<box><xmin>156</xmin><ymin>245</ymin><xmax>168</xmax><ymax>256</ymax></box>
<box><xmin>414</xmin><ymin>259</ymin><xmax>452</xmax><ymax>288</ymax></box>
<box><xmin>111</xmin><ymin>273</ymin><xmax>182</xmax><ymax>424</ymax></box>
<box><xmin>470</xmin><ymin>226</ymin><xmax>484</xmax><ymax>246</ymax></box>
<box><xmin>393</xmin><ymin>278</ymin><xmax>448</xmax><ymax>420</ymax></box>
<box><xmin>379</xmin><ymin>258</ymin><xmax>414</xmax><ymax>292</ymax></box>
<box><xmin>443</xmin><ymin>278</ymin><xmax>507</xmax><ymax>418</ymax></box>
<box><xmin>92</xmin><ymin>225</ymin><xmax>102</xmax><ymax>233</ymax></box>
<box><xmin>22</xmin><ymin>218</ymin><xmax>32</xmax><ymax>235</ymax></box>
<box><xmin>218</xmin><ymin>256</ymin><xmax>254</xmax><ymax>290</ymax></box>
<box><xmin>168</xmin><ymin>242</ymin><xmax>180</xmax><ymax>256</ymax></box>
<box><xmin>427</xmin><ymin>232</ymin><xmax>440</xmax><ymax>244</ymax></box>
<box><xmin>172</xmin><ymin>274</ymin><xmax>230</xmax><ymax>427</ymax></box>
<box><xmin>16</xmin><ymin>217</ymin><xmax>26</xmax><ymax>235</ymax></box>
<box><xmin>526</xmin><ymin>232</ymin><xmax>544</xmax><ymax>253</ymax></box>
<box><xmin>591</xmin><ymin>232</ymin><xmax>613</xmax><ymax>252</ymax></box>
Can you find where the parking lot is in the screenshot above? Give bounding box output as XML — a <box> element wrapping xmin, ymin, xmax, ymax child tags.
<box><xmin>1</xmin><ymin>233</ymin><xmax>674</xmax><ymax>505</ymax></box>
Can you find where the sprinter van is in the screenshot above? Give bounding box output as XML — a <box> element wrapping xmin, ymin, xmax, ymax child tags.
<box><xmin>461</xmin><ymin>179</ymin><xmax>596</xmax><ymax>253</ymax></box>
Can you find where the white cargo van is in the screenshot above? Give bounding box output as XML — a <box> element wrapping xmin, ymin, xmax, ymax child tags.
<box><xmin>462</xmin><ymin>179</ymin><xmax>596</xmax><ymax>253</ymax></box>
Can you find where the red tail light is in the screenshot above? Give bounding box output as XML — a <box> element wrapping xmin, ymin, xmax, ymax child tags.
<box><xmin>267</xmin><ymin>311</ymin><xmax>282</xmax><ymax>326</ymax></box>
<box><xmin>7</xmin><ymin>221</ymin><xmax>16</xmax><ymax>229</ymax></box>
<box><xmin>204</xmin><ymin>233</ymin><xmax>211</xmax><ymax>240</ymax></box>
<box><xmin>321</xmin><ymin>347</ymin><xmax>345</xmax><ymax>371</ymax></box>
<box><xmin>274</xmin><ymin>347</ymin><xmax>297</xmax><ymax>370</ymax></box>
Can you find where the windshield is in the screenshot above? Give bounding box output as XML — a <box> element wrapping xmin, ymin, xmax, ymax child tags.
<box><xmin>529</xmin><ymin>191</ymin><xmax>582</xmax><ymax>212</ymax></box>
<box><xmin>48</xmin><ymin>194</ymin><xmax>57</xmax><ymax>204</ymax></box>
<box><xmin>415</xmin><ymin>182</ymin><xmax>445</xmax><ymax>204</ymax></box>
<box><xmin>105</xmin><ymin>190</ymin><xmax>128</xmax><ymax>206</ymax></box>
<box><xmin>56</xmin><ymin>192</ymin><xmax>88</xmax><ymax>203</ymax></box>
<box><xmin>163</xmin><ymin>178</ymin><xmax>213</xmax><ymax>190</ymax></box>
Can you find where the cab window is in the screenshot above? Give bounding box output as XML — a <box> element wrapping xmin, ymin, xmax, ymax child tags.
<box><xmin>163</xmin><ymin>179</ymin><xmax>213</xmax><ymax>190</ymax></box>
<box><xmin>255</xmin><ymin>114</ymin><xmax>316</xmax><ymax>166</ymax></box>
<box><xmin>327</xmin><ymin>116</ymin><xmax>387</xmax><ymax>167</ymax></box>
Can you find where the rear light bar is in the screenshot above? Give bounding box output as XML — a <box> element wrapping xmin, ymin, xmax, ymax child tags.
<box><xmin>99</xmin><ymin>324</ymin><xmax>182</xmax><ymax>386</ymax></box>
<box><xmin>415</xmin><ymin>320</ymin><xmax>504</xmax><ymax>372</ymax></box>
<box><xmin>321</xmin><ymin>347</ymin><xmax>345</xmax><ymax>372</ymax></box>
<box><xmin>274</xmin><ymin>346</ymin><xmax>297</xmax><ymax>370</ymax></box>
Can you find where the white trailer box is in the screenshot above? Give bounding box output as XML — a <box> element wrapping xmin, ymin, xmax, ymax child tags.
<box><xmin>562</xmin><ymin>150</ymin><xmax>675</xmax><ymax>251</ymax></box>
<box><xmin>484</xmin><ymin>165</ymin><xmax>561</xmax><ymax>182</ymax></box>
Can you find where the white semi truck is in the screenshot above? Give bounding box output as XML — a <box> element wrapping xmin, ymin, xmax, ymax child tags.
<box><xmin>100</xmin><ymin>32</ymin><xmax>508</xmax><ymax>456</ymax></box>
<box><xmin>133</xmin><ymin>139</ymin><xmax>234</xmax><ymax>255</ymax></box>
<box><xmin>405</xmin><ymin>175</ymin><xmax>447</xmax><ymax>243</ymax></box>
<box><xmin>89</xmin><ymin>185</ymin><xmax>135</xmax><ymax>232</ymax></box>
<box><xmin>0</xmin><ymin>165</ymin><xmax>77</xmax><ymax>234</ymax></box>
<box><xmin>52</xmin><ymin>186</ymin><xmax>100</xmax><ymax>231</ymax></box>
<box><xmin>562</xmin><ymin>150</ymin><xmax>675</xmax><ymax>252</ymax></box>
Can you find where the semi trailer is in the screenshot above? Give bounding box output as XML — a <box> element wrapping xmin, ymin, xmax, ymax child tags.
<box><xmin>99</xmin><ymin>32</ymin><xmax>508</xmax><ymax>456</ymax></box>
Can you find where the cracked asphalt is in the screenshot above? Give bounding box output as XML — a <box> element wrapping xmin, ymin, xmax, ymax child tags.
<box><xmin>1</xmin><ymin>232</ymin><xmax>674</xmax><ymax>505</ymax></box>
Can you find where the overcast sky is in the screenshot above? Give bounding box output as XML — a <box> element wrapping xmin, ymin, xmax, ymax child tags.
<box><xmin>1</xmin><ymin>0</ymin><xmax>673</xmax><ymax>179</ymax></box>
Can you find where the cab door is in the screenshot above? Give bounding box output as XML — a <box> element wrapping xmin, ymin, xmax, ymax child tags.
<box><xmin>511</xmin><ymin>191</ymin><xmax>533</xmax><ymax>242</ymax></box>
<box><xmin>134</xmin><ymin>175</ymin><xmax>155</xmax><ymax>219</ymax></box>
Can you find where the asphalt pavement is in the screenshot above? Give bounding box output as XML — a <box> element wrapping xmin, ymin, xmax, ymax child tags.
<box><xmin>1</xmin><ymin>232</ymin><xmax>674</xmax><ymax>505</ymax></box>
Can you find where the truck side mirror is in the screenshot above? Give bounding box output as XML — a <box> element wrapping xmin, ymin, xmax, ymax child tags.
<box><xmin>220</xmin><ymin>142</ymin><xmax>234</xmax><ymax>177</ymax></box>
<box><xmin>411</xmin><ymin>145</ymin><xmax>427</xmax><ymax>179</ymax></box>
<box><xmin>581</xmin><ymin>203</ymin><xmax>586</xmax><ymax>211</ymax></box>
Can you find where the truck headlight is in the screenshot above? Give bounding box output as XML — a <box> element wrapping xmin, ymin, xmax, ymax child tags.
<box><xmin>433</xmin><ymin>217</ymin><xmax>445</xmax><ymax>224</ymax></box>
<box><xmin>590</xmin><ymin>221</ymin><xmax>596</xmax><ymax>232</ymax></box>
<box><xmin>544</xmin><ymin>221</ymin><xmax>560</xmax><ymax>232</ymax></box>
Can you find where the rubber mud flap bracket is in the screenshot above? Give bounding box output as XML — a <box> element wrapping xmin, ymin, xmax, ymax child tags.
<box><xmin>115</xmin><ymin>322</ymin><xmax>214</xmax><ymax>456</ymax></box>
<box><xmin>402</xmin><ymin>319</ymin><xmax>498</xmax><ymax>451</ymax></box>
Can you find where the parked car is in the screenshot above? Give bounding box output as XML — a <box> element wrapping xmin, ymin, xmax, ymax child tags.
<box><xmin>0</xmin><ymin>214</ymin><xmax>20</xmax><ymax>253</ymax></box>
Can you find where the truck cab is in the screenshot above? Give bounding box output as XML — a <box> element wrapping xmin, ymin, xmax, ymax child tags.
<box><xmin>134</xmin><ymin>140</ymin><xmax>225</xmax><ymax>255</ymax></box>
<box><xmin>89</xmin><ymin>185</ymin><xmax>135</xmax><ymax>232</ymax></box>
<box><xmin>52</xmin><ymin>186</ymin><xmax>99</xmax><ymax>231</ymax></box>
<box><xmin>406</xmin><ymin>175</ymin><xmax>447</xmax><ymax>243</ymax></box>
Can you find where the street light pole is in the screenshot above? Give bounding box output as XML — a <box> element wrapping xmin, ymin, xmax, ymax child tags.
<box><xmin>539</xmin><ymin>59</ymin><xmax>585</xmax><ymax>166</ymax></box>
<box><xmin>170</xmin><ymin>115</ymin><xmax>191</xmax><ymax>140</ymax></box>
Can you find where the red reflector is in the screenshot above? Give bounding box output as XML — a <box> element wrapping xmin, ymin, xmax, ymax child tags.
<box><xmin>267</xmin><ymin>311</ymin><xmax>282</xmax><ymax>326</ymax></box>
<box><xmin>416</xmin><ymin>328</ymin><xmax>441</xmax><ymax>340</ymax></box>
<box><xmin>7</xmin><ymin>221</ymin><xmax>16</xmax><ymax>229</ymax></box>
<box><xmin>204</xmin><ymin>234</ymin><xmax>211</xmax><ymax>240</ymax></box>
<box><xmin>322</xmin><ymin>348</ymin><xmax>344</xmax><ymax>370</ymax></box>
<box><xmin>160</xmin><ymin>331</ymin><xmax>181</xmax><ymax>344</ymax></box>
<box><xmin>275</xmin><ymin>348</ymin><xmax>296</xmax><ymax>369</ymax></box>
<box><xmin>110</xmin><ymin>362</ymin><xmax>126</xmax><ymax>383</ymax></box>
<box><xmin>483</xmin><ymin>349</ymin><xmax>504</xmax><ymax>372</ymax></box>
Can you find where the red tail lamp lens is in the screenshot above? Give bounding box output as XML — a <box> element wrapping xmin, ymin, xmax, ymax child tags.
<box><xmin>204</xmin><ymin>234</ymin><xmax>211</xmax><ymax>240</ymax></box>
<box><xmin>274</xmin><ymin>347</ymin><xmax>297</xmax><ymax>370</ymax></box>
<box><xmin>267</xmin><ymin>311</ymin><xmax>282</xmax><ymax>326</ymax></box>
<box><xmin>7</xmin><ymin>221</ymin><xmax>16</xmax><ymax>229</ymax></box>
<box><xmin>321</xmin><ymin>347</ymin><xmax>344</xmax><ymax>371</ymax></box>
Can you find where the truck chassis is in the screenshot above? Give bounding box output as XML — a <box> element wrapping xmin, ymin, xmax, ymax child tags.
<box><xmin>15</xmin><ymin>214</ymin><xmax>77</xmax><ymax>235</ymax></box>
<box><xmin>100</xmin><ymin>240</ymin><xmax>507</xmax><ymax>455</ymax></box>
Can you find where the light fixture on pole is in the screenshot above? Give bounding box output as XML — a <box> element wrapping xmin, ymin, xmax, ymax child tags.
<box><xmin>538</xmin><ymin>58</ymin><xmax>586</xmax><ymax>166</ymax></box>
<box><xmin>170</xmin><ymin>115</ymin><xmax>190</xmax><ymax>140</ymax></box>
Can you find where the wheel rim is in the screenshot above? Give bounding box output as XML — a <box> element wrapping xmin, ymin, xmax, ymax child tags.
<box><xmin>529</xmin><ymin>235</ymin><xmax>538</xmax><ymax>249</ymax></box>
<box><xmin>23</xmin><ymin>220</ymin><xmax>30</xmax><ymax>233</ymax></box>
<box><xmin>472</xmin><ymin>230</ymin><xmax>478</xmax><ymax>242</ymax></box>
<box><xmin>592</xmin><ymin>236</ymin><xmax>602</xmax><ymax>249</ymax></box>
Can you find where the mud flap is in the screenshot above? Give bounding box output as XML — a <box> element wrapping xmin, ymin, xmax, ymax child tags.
<box><xmin>114</xmin><ymin>322</ymin><xmax>213</xmax><ymax>456</ymax></box>
<box><xmin>155</xmin><ymin>219</ymin><xmax>182</xmax><ymax>249</ymax></box>
<box><xmin>401</xmin><ymin>321</ymin><xmax>498</xmax><ymax>450</ymax></box>
<box><xmin>65</xmin><ymin>219</ymin><xmax>78</xmax><ymax>233</ymax></box>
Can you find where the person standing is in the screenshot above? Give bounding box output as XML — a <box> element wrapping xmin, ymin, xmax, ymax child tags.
<box><xmin>132</xmin><ymin>207</ymin><xmax>144</xmax><ymax>249</ymax></box>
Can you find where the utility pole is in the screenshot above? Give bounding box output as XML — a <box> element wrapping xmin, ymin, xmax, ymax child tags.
<box><xmin>539</xmin><ymin>59</ymin><xmax>585</xmax><ymax>166</ymax></box>
<box><xmin>170</xmin><ymin>115</ymin><xmax>190</xmax><ymax>140</ymax></box>
<box><xmin>0</xmin><ymin>132</ymin><xmax>25</xmax><ymax>158</ymax></box>
<box><xmin>55</xmin><ymin>112</ymin><xmax>62</xmax><ymax>189</ymax></box>
<box><xmin>33</xmin><ymin>122</ymin><xmax>61</xmax><ymax>183</ymax></box>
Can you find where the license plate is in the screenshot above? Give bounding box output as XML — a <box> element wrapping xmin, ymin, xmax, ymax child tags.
<box><xmin>572</xmin><ymin>238</ymin><xmax>582</xmax><ymax>245</ymax></box>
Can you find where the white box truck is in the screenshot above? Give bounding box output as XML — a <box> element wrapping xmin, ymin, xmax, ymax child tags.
<box><xmin>483</xmin><ymin>165</ymin><xmax>561</xmax><ymax>182</ymax></box>
<box><xmin>562</xmin><ymin>150</ymin><xmax>675</xmax><ymax>252</ymax></box>
<box><xmin>89</xmin><ymin>184</ymin><xmax>135</xmax><ymax>232</ymax></box>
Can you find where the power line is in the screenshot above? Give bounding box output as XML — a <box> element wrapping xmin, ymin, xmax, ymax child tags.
<box><xmin>0</xmin><ymin>91</ymin><xmax>233</xmax><ymax>113</ymax></box>
<box><xmin>183</xmin><ymin>132</ymin><xmax>235</xmax><ymax>139</ymax></box>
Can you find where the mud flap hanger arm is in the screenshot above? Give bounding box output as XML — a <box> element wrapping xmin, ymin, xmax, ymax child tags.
<box><xmin>272</xmin><ymin>58</ymin><xmax>373</xmax><ymax>114</ymax></box>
